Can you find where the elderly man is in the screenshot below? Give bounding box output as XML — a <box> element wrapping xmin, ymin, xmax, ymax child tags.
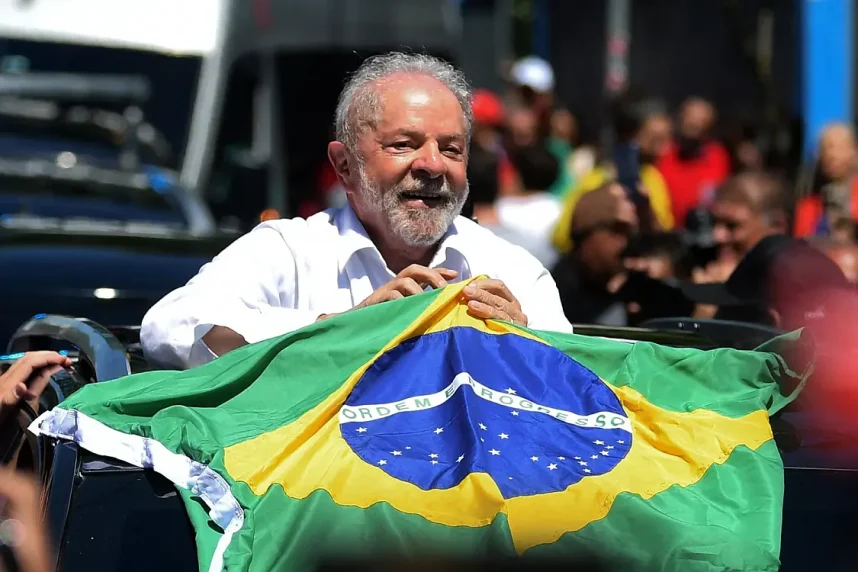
<box><xmin>141</xmin><ymin>52</ymin><xmax>573</xmax><ymax>369</ymax></box>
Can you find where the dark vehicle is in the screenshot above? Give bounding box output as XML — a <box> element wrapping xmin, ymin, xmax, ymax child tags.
<box><xmin>0</xmin><ymin>72</ymin><xmax>241</xmax><ymax>348</ymax></box>
<box><xmin>1</xmin><ymin>315</ymin><xmax>854</xmax><ymax>571</ymax></box>
<box><xmin>0</xmin><ymin>72</ymin><xmax>220</xmax><ymax>235</ymax></box>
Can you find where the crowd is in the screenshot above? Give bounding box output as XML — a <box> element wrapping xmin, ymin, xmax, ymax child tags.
<box><xmin>410</xmin><ymin>55</ymin><xmax>858</xmax><ymax>332</ymax></box>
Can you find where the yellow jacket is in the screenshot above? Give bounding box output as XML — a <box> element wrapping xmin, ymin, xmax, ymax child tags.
<box><xmin>550</xmin><ymin>164</ymin><xmax>675</xmax><ymax>254</ymax></box>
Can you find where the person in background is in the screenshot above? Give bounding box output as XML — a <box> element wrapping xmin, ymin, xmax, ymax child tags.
<box><xmin>690</xmin><ymin>172</ymin><xmax>789</xmax><ymax>317</ymax></box>
<box><xmin>551</xmin><ymin>183</ymin><xmax>639</xmax><ymax>325</ymax></box>
<box><xmin>550</xmin><ymin>93</ymin><xmax>674</xmax><ymax>255</ymax></box>
<box><xmin>507</xmin><ymin>55</ymin><xmax>555</xmax><ymax>133</ymax></box>
<box><xmin>794</xmin><ymin>123</ymin><xmax>858</xmax><ymax>240</ymax></box>
<box><xmin>483</xmin><ymin>143</ymin><xmax>562</xmax><ymax>268</ymax></box>
<box><xmin>545</xmin><ymin>107</ymin><xmax>578</xmax><ymax>198</ymax></box>
<box><xmin>657</xmin><ymin>97</ymin><xmax>731</xmax><ymax>227</ymax></box>
<box><xmin>465</xmin><ymin>89</ymin><xmax>518</xmax><ymax>217</ymax></box>
<box><xmin>624</xmin><ymin>232</ymin><xmax>693</xmax><ymax>282</ymax></box>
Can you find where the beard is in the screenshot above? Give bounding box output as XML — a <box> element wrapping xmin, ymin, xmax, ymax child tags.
<box><xmin>357</xmin><ymin>166</ymin><xmax>468</xmax><ymax>248</ymax></box>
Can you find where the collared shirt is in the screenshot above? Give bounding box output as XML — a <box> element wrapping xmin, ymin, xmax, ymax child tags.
<box><xmin>141</xmin><ymin>204</ymin><xmax>573</xmax><ymax>369</ymax></box>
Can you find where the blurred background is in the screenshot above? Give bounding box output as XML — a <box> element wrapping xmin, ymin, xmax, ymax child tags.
<box><xmin>0</xmin><ymin>0</ymin><xmax>855</xmax><ymax>345</ymax></box>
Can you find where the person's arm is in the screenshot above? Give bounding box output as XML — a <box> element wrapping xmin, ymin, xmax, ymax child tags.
<box><xmin>140</xmin><ymin>223</ymin><xmax>329</xmax><ymax>370</ymax></box>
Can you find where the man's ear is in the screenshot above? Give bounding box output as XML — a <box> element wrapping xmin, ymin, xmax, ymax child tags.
<box><xmin>328</xmin><ymin>141</ymin><xmax>356</xmax><ymax>190</ymax></box>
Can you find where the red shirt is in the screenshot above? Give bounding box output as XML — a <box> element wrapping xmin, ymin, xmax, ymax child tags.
<box><xmin>656</xmin><ymin>141</ymin><xmax>731</xmax><ymax>227</ymax></box>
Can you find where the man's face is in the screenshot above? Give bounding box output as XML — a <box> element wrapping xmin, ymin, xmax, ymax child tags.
<box><xmin>638</xmin><ymin>114</ymin><xmax>672</xmax><ymax>163</ymax></box>
<box><xmin>507</xmin><ymin>108</ymin><xmax>538</xmax><ymax>147</ymax></box>
<box><xmin>352</xmin><ymin>75</ymin><xmax>469</xmax><ymax>247</ymax></box>
<box><xmin>679</xmin><ymin>100</ymin><xmax>713</xmax><ymax>139</ymax></box>
<box><xmin>710</xmin><ymin>200</ymin><xmax>774</xmax><ymax>261</ymax></box>
<box><xmin>819</xmin><ymin>126</ymin><xmax>856</xmax><ymax>182</ymax></box>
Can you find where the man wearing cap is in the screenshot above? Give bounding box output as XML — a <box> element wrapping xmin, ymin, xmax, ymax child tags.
<box><xmin>551</xmin><ymin>183</ymin><xmax>639</xmax><ymax>325</ymax></box>
<box><xmin>141</xmin><ymin>52</ymin><xmax>573</xmax><ymax>370</ymax></box>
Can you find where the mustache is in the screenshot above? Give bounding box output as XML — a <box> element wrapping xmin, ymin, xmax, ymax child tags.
<box><xmin>394</xmin><ymin>177</ymin><xmax>453</xmax><ymax>198</ymax></box>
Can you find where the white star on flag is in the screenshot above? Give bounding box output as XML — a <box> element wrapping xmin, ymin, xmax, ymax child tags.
<box><xmin>357</xmin><ymin>427</ymin><xmax>367</xmax><ymax>433</ymax></box>
<box><xmin>558</xmin><ymin>456</ymin><xmax>566</xmax><ymax>461</ymax></box>
<box><xmin>591</xmin><ymin>455</ymin><xmax>599</xmax><ymax>459</ymax></box>
<box><xmin>431</xmin><ymin>460</ymin><xmax>438</xmax><ymax>465</ymax></box>
<box><xmin>618</xmin><ymin>440</ymin><xmax>625</xmax><ymax>444</ymax></box>
<box><xmin>489</xmin><ymin>449</ymin><xmax>501</xmax><ymax>456</ymax></box>
<box><xmin>479</xmin><ymin>423</ymin><xmax>487</xmax><ymax>430</ymax></box>
<box><xmin>429</xmin><ymin>453</ymin><xmax>438</xmax><ymax>459</ymax></box>
<box><xmin>405</xmin><ymin>446</ymin><xmax>411</xmax><ymax>450</ymax></box>
<box><xmin>547</xmin><ymin>463</ymin><xmax>558</xmax><ymax>471</ymax></box>
<box><xmin>606</xmin><ymin>446</ymin><xmax>614</xmax><ymax>449</ymax></box>
<box><xmin>511</xmin><ymin>411</ymin><xmax>519</xmax><ymax>416</ymax></box>
<box><xmin>505</xmin><ymin>388</ymin><xmax>517</xmax><ymax>395</ymax></box>
<box><xmin>456</xmin><ymin>455</ymin><xmax>465</xmax><ymax>462</ymax></box>
<box><xmin>434</xmin><ymin>428</ymin><xmax>444</xmax><ymax>435</ymax></box>
<box><xmin>378</xmin><ymin>460</ymin><xmax>387</xmax><ymax>465</ymax></box>
<box><xmin>531</xmin><ymin>456</ymin><xmax>539</xmax><ymax>462</ymax></box>
<box><xmin>584</xmin><ymin>468</ymin><xmax>591</xmax><ymax>473</ymax></box>
<box><xmin>600</xmin><ymin>450</ymin><xmax>609</xmax><ymax>456</ymax></box>
<box><xmin>578</xmin><ymin>461</ymin><xmax>588</xmax><ymax>466</ymax></box>
<box><xmin>498</xmin><ymin>433</ymin><xmax>509</xmax><ymax>439</ymax></box>
<box><xmin>574</xmin><ymin>456</ymin><xmax>581</xmax><ymax>460</ymax></box>
<box><xmin>594</xmin><ymin>440</ymin><xmax>604</xmax><ymax>445</ymax></box>
<box><xmin>391</xmin><ymin>451</ymin><xmax>402</xmax><ymax>456</ymax></box>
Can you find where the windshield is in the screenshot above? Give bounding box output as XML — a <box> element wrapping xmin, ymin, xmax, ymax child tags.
<box><xmin>0</xmin><ymin>38</ymin><xmax>202</xmax><ymax>169</ymax></box>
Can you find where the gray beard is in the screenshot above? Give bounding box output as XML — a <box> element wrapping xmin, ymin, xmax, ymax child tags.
<box><xmin>358</xmin><ymin>166</ymin><xmax>468</xmax><ymax>248</ymax></box>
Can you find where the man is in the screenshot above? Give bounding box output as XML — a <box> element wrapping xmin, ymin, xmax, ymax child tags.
<box><xmin>695</xmin><ymin>172</ymin><xmax>790</xmax><ymax>285</ymax></box>
<box><xmin>551</xmin><ymin>183</ymin><xmax>639</xmax><ymax>325</ymax></box>
<box><xmin>141</xmin><ymin>52</ymin><xmax>573</xmax><ymax>370</ymax></box>
<box><xmin>656</xmin><ymin>97</ymin><xmax>731</xmax><ymax>227</ymax></box>
<box><xmin>795</xmin><ymin>123</ymin><xmax>858</xmax><ymax>239</ymax></box>
<box><xmin>682</xmin><ymin>235</ymin><xmax>852</xmax><ymax>329</ymax></box>
<box><xmin>551</xmin><ymin>93</ymin><xmax>674</xmax><ymax>255</ymax></box>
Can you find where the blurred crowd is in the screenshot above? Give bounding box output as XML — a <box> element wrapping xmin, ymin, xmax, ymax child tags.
<box><xmin>298</xmin><ymin>54</ymin><xmax>858</xmax><ymax>334</ymax></box>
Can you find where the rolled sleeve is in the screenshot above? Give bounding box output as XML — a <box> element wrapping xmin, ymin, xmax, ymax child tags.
<box><xmin>141</xmin><ymin>223</ymin><xmax>326</xmax><ymax>370</ymax></box>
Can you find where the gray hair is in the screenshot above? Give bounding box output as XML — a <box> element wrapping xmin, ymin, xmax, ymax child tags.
<box><xmin>334</xmin><ymin>52</ymin><xmax>473</xmax><ymax>157</ymax></box>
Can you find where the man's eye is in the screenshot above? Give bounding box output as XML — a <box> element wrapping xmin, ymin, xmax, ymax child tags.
<box><xmin>444</xmin><ymin>147</ymin><xmax>463</xmax><ymax>155</ymax></box>
<box><xmin>391</xmin><ymin>141</ymin><xmax>411</xmax><ymax>150</ymax></box>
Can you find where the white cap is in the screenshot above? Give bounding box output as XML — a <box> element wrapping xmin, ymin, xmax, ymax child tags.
<box><xmin>510</xmin><ymin>56</ymin><xmax>555</xmax><ymax>93</ymax></box>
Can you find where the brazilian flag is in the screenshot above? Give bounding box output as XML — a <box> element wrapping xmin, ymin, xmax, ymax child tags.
<box><xmin>31</xmin><ymin>278</ymin><xmax>809</xmax><ymax>572</ymax></box>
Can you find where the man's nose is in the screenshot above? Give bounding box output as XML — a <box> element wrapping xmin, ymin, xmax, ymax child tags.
<box><xmin>411</xmin><ymin>143</ymin><xmax>446</xmax><ymax>178</ymax></box>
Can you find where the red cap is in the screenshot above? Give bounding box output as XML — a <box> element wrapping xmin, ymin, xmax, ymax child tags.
<box><xmin>472</xmin><ymin>89</ymin><xmax>505</xmax><ymax>126</ymax></box>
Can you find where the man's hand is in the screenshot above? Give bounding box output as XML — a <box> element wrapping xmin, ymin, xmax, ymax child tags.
<box><xmin>318</xmin><ymin>265</ymin><xmax>458</xmax><ymax>321</ymax></box>
<box><xmin>0</xmin><ymin>468</ymin><xmax>52</xmax><ymax>572</ymax></box>
<box><xmin>462</xmin><ymin>279</ymin><xmax>528</xmax><ymax>326</ymax></box>
<box><xmin>0</xmin><ymin>351</ymin><xmax>71</xmax><ymax>424</ymax></box>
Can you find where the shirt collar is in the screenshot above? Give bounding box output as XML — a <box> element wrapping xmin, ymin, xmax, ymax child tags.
<box><xmin>333</xmin><ymin>203</ymin><xmax>477</xmax><ymax>275</ymax></box>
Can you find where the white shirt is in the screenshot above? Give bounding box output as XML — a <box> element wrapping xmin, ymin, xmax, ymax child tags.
<box><xmin>141</xmin><ymin>204</ymin><xmax>573</xmax><ymax>369</ymax></box>
<box><xmin>492</xmin><ymin>193</ymin><xmax>562</xmax><ymax>268</ymax></box>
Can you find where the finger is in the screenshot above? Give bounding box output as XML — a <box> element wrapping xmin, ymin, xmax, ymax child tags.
<box><xmin>6</xmin><ymin>352</ymin><xmax>72</xmax><ymax>382</ymax></box>
<box><xmin>391</xmin><ymin>277</ymin><xmax>424</xmax><ymax>297</ymax></box>
<box><xmin>464</xmin><ymin>279</ymin><xmax>518</xmax><ymax>306</ymax></box>
<box><xmin>466</xmin><ymin>300</ymin><xmax>509</xmax><ymax>322</ymax></box>
<box><xmin>399</xmin><ymin>265</ymin><xmax>456</xmax><ymax>289</ymax></box>
<box><xmin>22</xmin><ymin>365</ymin><xmax>64</xmax><ymax>403</ymax></box>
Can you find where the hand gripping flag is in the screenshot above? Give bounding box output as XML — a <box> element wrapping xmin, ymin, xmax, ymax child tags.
<box><xmin>31</xmin><ymin>278</ymin><xmax>810</xmax><ymax>572</ymax></box>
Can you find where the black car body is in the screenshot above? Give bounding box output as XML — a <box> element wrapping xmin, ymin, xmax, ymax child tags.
<box><xmin>2</xmin><ymin>317</ymin><xmax>855</xmax><ymax>571</ymax></box>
